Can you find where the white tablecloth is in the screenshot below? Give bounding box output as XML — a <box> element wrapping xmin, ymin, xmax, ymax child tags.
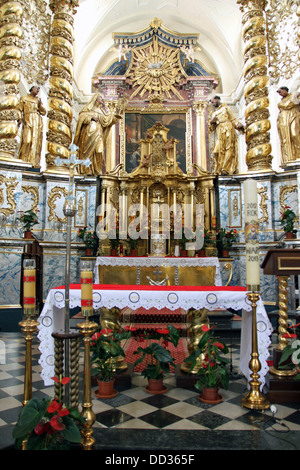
<box><xmin>38</xmin><ymin>284</ymin><xmax>272</xmax><ymax>387</ymax></box>
<box><xmin>94</xmin><ymin>256</ymin><xmax>222</xmax><ymax>286</ymax></box>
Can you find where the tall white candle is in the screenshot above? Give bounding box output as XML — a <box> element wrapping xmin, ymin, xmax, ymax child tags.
<box><xmin>244</xmin><ymin>179</ymin><xmax>260</xmax><ymax>291</ymax></box>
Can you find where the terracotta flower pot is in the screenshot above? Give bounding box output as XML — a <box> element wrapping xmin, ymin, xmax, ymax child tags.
<box><xmin>85</xmin><ymin>248</ymin><xmax>92</xmax><ymax>256</ymax></box>
<box><xmin>222</xmin><ymin>250</ymin><xmax>229</xmax><ymax>258</ymax></box>
<box><xmin>24</xmin><ymin>230</ymin><xmax>32</xmax><ymax>239</ymax></box>
<box><xmin>199</xmin><ymin>250</ymin><xmax>206</xmax><ymax>257</ymax></box>
<box><xmin>180</xmin><ymin>249</ymin><xmax>187</xmax><ymax>257</ymax></box>
<box><xmin>146</xmin><ymin>378</ymin><xmax>168</xmax><ymax>394</ymax></box>
<box><xmin>110</xmin><ymin>248</ymin><xmax>117</xmax><ymax>256</ymax></box>
<box><xmin>285</xmin><ymin>232</ymin><xmax>295</xmax><ymax>239</ymax></box>
<box><xmin>95</xmin><ymin>378</ymin><xmax>118</xmax><ymax>399</ymax></box>
<box><xmin>199</xmin><ymin>387</ymin><xmax>223</xmax><ymax>404</ymax></box>
<box><xmin>130</xmin><ymin>249</ymin><xmax>137</xmax><ymax>256</ymax></box>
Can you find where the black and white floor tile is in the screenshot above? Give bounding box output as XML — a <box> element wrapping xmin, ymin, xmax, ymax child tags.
<box><xmin>1</xmin><ymin>332</ymin><xmax>300</xmax><ymax>452</ymax></box>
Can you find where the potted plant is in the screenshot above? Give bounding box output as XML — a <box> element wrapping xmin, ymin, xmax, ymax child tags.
<box><xmin>133</xmin><ymin>325</ymin><xmax>180</xmax><ymax>393</ymax></box>
<box><xmin>127</xmin><ymin>236</ymin><xmax>138</xmax><ymax>256</ymax></box>
<box><xmin>217</xmin><ymin>228</ymin><xmax>237</xmax><ymax>257</ymax></box>
<box><xmin>183</xmin><ymin>324</ymin><xmax>230</xmax><ymax>403</ymax></box>
<box><xmin>108</xmin><ymin>226</ymin><xmax>119</xmax><ymax>255</ymax></box>
<box><xmin>78</xmin><ymin>227</ymin><xmax>96</xmax><ymax>255</ymax></box>
<box><xmin>278</xmin><ymin>322</ymin><xmax>300</xmax><ymax>377</ymax></box>
<box><xmin>18</xmin><ymin>209</ymin><xmax>39</xmax><ymax>238</ymax></box>
<box><xmin>90</xmin><ymin>326</ymin><xmax>131</xmax><ymax>398</ymax></box>
<box><xmin>280</xmin><ymin>205</ymin><xmax>297</xmax><ymax>239</ymax></box>
<box><xmin>13</xmin><ymin>376</ymin><xmax>85</xmax><ymax>450</ymax></box>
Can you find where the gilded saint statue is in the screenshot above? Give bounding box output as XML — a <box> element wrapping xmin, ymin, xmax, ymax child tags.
<box><xmin>210</xmin><ymin>96</ymin><xmax>244</xmax><ymax>175</ymax></box>
<box><xmin>73</xmin><ymin>93</ymin><xmax>121</xmax><ymax>175</ymax></box>
<box><xmin>277</xmin><ymin>87</ymin><xmax>300</xmax><ymax>164</ymax></box>
<box><xmin>17</xmin><ymin>86</ymin><xmax>46</xmax><ymax>168</ymax></box>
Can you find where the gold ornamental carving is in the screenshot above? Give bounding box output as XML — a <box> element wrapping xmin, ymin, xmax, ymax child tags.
<box><xmin>0</xmin><ymin>174</ymin><xmax>17</xmax><ymax>216</ymax></box>
<box><xmin>48</xmin><ymin>185</ymin><xmax>68</xmax><ymax>223</ymax></box>
<box><xmin>21</xmin><ymin>185</ymin><xmax>39</xmax><ymax>213</ymax></box>
<box><xmin>266</xmin><ymin>1</ymin><xmax>299</xmax><ymax>82</ymax></box>
<box><xmin>279</xmin><ymin>184</ymin><xmax>298</xmax><ymax>224</ymax></box>
<box><xmin>125</xmin><ymin>35</ymin><xmax>187</xmax><ymax>101</ymax></box>
<box><xmin>0</xmin><ymin>0</ymin><xmax>23</xmax><ymax>159</ymax></box>
<box><xmin>21</xmin><ymin>0</ymin><xmax>51</xmax><ymax>85</ymax></box>
<box><xmin>258</xmin><ymin>185</ymin><xmax>269</xmax><ymax>224</ymax></box>
<box><xmin>238</xmin><ymin>0</ymin><xmax>273</xmax><ymax>172</ymax></box>
<box><xmin>46</xmin><ymin>0</ymin><xmax>78</xmax><ymax>170</ymax></box>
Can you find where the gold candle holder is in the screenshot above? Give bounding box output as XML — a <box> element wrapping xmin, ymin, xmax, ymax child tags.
<box><xmin>80</xmin><ymin>260</ymin><xmax>94</xmax><ymax>318</ymax></box>
<box><xmin>78</xmin><ymin>318</ymin><xmax>98</xmax><ymax>450</ymax></box>
<box><xmin>242</xmin><ymin>292</ymin><xmax>270</xmax><ymax>410</ymax></box>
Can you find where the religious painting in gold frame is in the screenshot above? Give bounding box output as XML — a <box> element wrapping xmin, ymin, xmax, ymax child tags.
<box><xmin>124</xmin><ymin>112</ymin><xmax>187</xmax><ymax>174</ymax></box>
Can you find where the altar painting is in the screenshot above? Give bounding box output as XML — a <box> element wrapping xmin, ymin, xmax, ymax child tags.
<box><xmin>125</xmin><ymin>113</ymin><xmax>186</xmax><ymax>173</ymax></box>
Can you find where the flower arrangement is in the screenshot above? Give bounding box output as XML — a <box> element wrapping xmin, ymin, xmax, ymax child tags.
<box><xmin>90</xmin><ymin>326</ymin><xmax>131</xmax><ymax>382</ymax></box>
<box><xmin>133</xmin><ymin>325</ymin><xmax>180</xmax><ymax>380</ymax></box>
<box><xmin>217</xmin><ymin>228</ymin><xmax>237</xmax><ymax>251</ymax></box>
<box><xmin>280</xmin><ymin>206</ymin><xmax>296</xmax><ymax>233</ymax></box>
<box><xmin>183</xmin><ymin>324</ymin><xmax>230</xmax><ymax>392</ymax></box>
<box><xmin>18</xmin><ymin>209</ymin><xmax>39</xmax><ymax>231</ymax></box>
<box><xmin>278</xmin><ymin>322</ymin><xmax>300</xmax><ymax>379</ymax></box>
<box><xmin>13</xmin><ymin>376</ymin><xmax>85</xmax><ymax>450</ymax></box>
<box><xmin>78</xmin><ymin>227</ymin><xmax>96</xmax><ymax>249</ymax></box>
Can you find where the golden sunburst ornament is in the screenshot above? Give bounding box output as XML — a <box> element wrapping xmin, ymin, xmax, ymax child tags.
<box><xmin>125</xmin><ymin>36</ymin><xmax>187</xmax><ymax>101</ymax></box>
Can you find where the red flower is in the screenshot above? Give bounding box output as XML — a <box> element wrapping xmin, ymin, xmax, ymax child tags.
<box><xmin>282</xmin><ymin>332</ymin><xmax>297</xmax><ymax>339</ymax></box>
<box><xmin>49</xmin><ymin>415</ymin><xmax>66</xmax><ymax>432</ymax></box>
<box><xmin>51</xmin><ymin>376</ymin><xmax>70</xmax><ymax>385</ymax></box>
<box><xmin>156</xmin><ymin>328</ymin><xmax>169</xmax><ymax>335</ymax></box>
<box><xmin>100</xmin><ymin>328</ymin><xmax>112</xmax><ymax>335</ymax></box>
<box><xmin>213</xmin><ymin>341</ymin><xmax>224</xmax><ymax>349</ymax></box>
<box><xmin>47</xmin><ymin>399</ymin><xmax>59</xmax><ymax>414</ymax></box>
<box><xmin>125</xmin><ymin>325</ymin><xmax>137</xmax><ymax>332</ymax></box>
<box><xmin>34</xmin><ymin>420</ymin><xmax>49</xmax><ymax>435</ymax></box>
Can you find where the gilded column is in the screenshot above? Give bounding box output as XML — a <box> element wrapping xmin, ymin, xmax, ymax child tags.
<box><xmin>193</xmin><ymin>102</ymin><xmax>208</xmax><ymax>170</ymax></box>
<box><xmin>46</xmin><ymin>0</ymin><xmax>78</xmax><ymax>171</ymax></box>
<box><xmin>238</xmin><ymin>0</ymin><xmax>272</xmax><ymax>172</ymax></box>
<box><xmin>0</xmin><ymin>0</ymin><xmax>23</xmax><ymax>160</ymax></box>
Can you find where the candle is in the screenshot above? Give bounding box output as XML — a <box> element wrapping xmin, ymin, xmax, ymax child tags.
<box><xmin>80</xmin><ymin>260</ymin><xmax>93</xmax><ymax>316</ymax></box>
<box><xmin>244</xmin><ymin>179</ymin><xmax>260</xmax><ymax>291</ymax></box>
<box><xmin>23</xmin><ymin>259</ymin><xmax>36</xmax><ymax>315</ymax></box>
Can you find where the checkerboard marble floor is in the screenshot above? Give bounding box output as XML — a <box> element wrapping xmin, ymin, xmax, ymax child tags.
<box><xmin>1</xmin><ymin>332</ymin><xmax>300</xmax><ymax>451</ymax></box>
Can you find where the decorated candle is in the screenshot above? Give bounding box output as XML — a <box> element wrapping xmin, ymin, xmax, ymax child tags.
<box><xmin>23</xmin><ymin>259</ymin><xmax>36</xmax><ymax>315</ymax></box>
<box><xmin>244</xmin><ymin>179</ymin><xmax>260</xmax><ymax>291</ymax></box>
<box><xmin>80</xmin><ymin>260</ymin><xmax>93</xmax><ymax>316</ymax></box>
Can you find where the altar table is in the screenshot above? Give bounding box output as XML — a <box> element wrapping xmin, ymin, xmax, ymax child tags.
<box><xmin>38</xmin><ymin>284</ymin><xmax>272</xmax><ymax>387</ymax></box>
<box><xmin>94</xmin><ymin>256</ymin><xmax>222</xmax><ymax>286</ymax></box>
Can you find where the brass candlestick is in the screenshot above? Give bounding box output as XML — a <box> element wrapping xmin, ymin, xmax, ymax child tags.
<box><xmin>78</xmin><ymin>318</ymin><xmax>98</xmax><ymax>451</ymax></box>
<box><xmin>19</xmin><ymin>317</ymin><xmax>39</xmax><ymax>407</ymax></box>
<box><xmin>242</xmin><ymin>292</ymin><xmax>270</xmax><ymax>410</ymax></box>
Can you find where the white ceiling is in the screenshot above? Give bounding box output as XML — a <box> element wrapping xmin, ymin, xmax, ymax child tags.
<box><xmin>73</xmin><ymin>0</ymin><xmax>244</xmax><ymax>97</ymax></box>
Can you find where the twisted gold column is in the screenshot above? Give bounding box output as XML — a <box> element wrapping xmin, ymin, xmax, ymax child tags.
<box><xmin>269</xmin><ymin>275</ymin><xmax>297</xmax><ymax>377</ymax></box>
<box><xmin>238</xmin><ymin>0</ymin><xmax>273</xmax><ymax>172</ymax></box>
<box><xmin>0</xmin><ymin>1</ymin><xmax>23</xmax><ymax>160</ymax></box>
<box><xmin>46</xmin><ymin>0</ymin><xmax>78</xmax><ymax>170</ymax></box>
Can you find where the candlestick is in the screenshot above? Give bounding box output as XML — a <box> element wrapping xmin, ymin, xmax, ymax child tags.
<box><xmin>23</xmin><ymin>259</ymin><xmax>36</xmax><ymax>316</ymax></box>
<box><xmin>244</xmin><ymin>179</ymin><xmax>260</xmax><ymax>292</ymax></box>
<box><xmin>80</xmin><ymin>260</ymin><xmax>93</xmax><ymax>317</ymax></box>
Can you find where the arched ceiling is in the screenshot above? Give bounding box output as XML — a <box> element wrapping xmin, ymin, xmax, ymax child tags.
<box><xmin>73</xmin><ymin>0</ymin><xmax>244</xmax><ymax>97</ymax></box>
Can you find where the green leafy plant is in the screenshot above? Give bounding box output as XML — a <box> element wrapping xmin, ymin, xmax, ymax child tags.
<box><xmin>217</xmin><ymin>228</ymin><xmax>237</xmax><ymax>250</ymax></box>
<box><xmin>280</xmin><ymin>206</ymin><xmax>296</xmax><ymax>233</ymax></box>
<box><xmin>278</xmin><ymin>322</ymin><xmax>300</xmax><ymax>379</ymax></box>
<box><xmin>78</xmin><ymin>227</ymin><xmax>96</xmax><ymax>249</ymax></box>
<box><xmin>183</xmin><ymin>324</ymin><xmax>230</xmax><ymax>391</ymax></box>
<box><xmin>18</xmin><ymin>209</ymin><xmax>39</xmax><ymax>231</ymax></box>
<box><xmin>90</xmin><ymin>326</ymin><xmax>132</xmax><ymax>381</ymax></box>
<box><xmin>13</xmin><ymin>376</ymin><xmax>85</xmax><ymax>450</ymax></box>
<box><xmin>133</xmin><ymin>325</ymin><xmax>180</xmax><ymax>380</ymax></box>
